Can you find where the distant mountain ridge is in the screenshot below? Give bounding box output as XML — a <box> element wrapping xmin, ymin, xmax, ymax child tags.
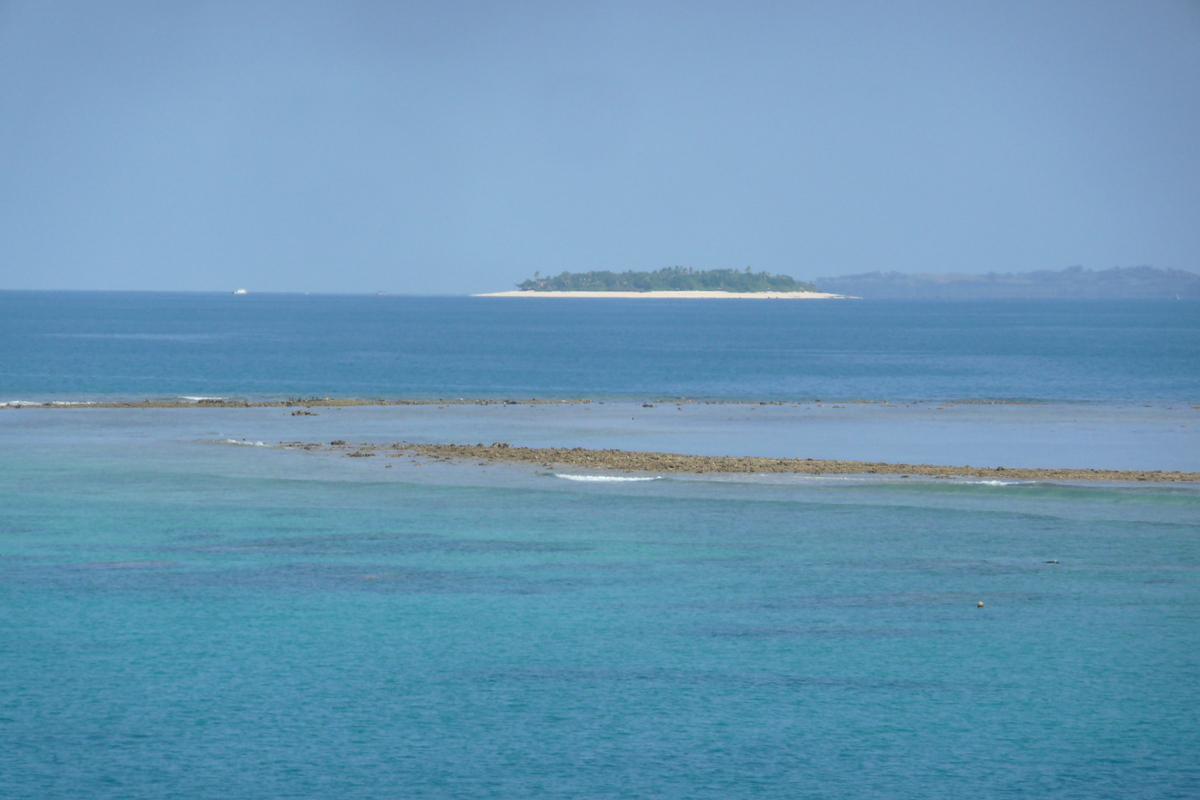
<box><xmin>812</xmin><ymin>266</ymin><xmax>1200</xmax><ymax>299</ymax></box>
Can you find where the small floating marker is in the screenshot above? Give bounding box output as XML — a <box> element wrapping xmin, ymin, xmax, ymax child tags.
<box><xmin>976</xmin><ymin>601</ymin><xmax>985</xmax><ymax>608</ymax></box>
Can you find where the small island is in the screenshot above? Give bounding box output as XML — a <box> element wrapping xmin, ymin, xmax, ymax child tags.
<box><xmin>475</xmin><ymin>267</ymin><xmax>849</xmax><ymax>298</ymax></box>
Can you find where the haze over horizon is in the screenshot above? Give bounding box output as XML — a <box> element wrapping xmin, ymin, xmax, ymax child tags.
<box><xmin>2</xmin><ymin>1</ymin><xmax>1198</xmax><ymax>294</ymax></box>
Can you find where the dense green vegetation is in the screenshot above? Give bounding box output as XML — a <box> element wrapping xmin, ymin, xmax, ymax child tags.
<box><xmin>516</xmin><ymin>267</ymin><xmax>817</xmax><ymax>293</ymax></box>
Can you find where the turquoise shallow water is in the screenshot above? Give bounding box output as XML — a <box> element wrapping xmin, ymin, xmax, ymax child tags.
<box><xmin>2</xmin><ymin>294</ymin><xmax>1199</xmax><ymax>797</ymax></box>
<box><xmin>2</xmin><ymin>423</ymin><xmax>1199</xmax><ymax>799</ymax></box>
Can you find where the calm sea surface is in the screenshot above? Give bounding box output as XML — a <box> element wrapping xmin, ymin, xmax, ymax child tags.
<box><xmin>2</xmin><ymin>293</ymin><xmax>1198</xmax><ymax>798</ymax></box>
<box><xmin>2</xmin><ymin>292</ymin><xmax>1198</xmax><ymax>401</ymax></box>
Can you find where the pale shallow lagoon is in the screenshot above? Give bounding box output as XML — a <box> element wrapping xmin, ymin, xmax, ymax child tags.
<box><xmin>5</xmin><ymin>399</ymin><xmax>1196</xmax><ymax>471</ymax></box>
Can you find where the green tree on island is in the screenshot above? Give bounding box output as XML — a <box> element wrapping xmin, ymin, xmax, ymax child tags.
<box><xmin>516</xmin><ymin>267</ymin><xmax>817</xmax><ymax>293</ymax></box>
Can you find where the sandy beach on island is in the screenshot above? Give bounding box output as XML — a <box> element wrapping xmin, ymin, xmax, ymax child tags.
<box><xmin>471</xmin><ymin>290</ymin><xmax>851</xmax><ymax>299</ymax></box>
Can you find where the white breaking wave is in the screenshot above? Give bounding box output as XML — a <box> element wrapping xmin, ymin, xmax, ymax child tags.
<box><xmin>965</xmin><ymin>479</ymin><xmax>1026</xmax><ymax>486</ymax></box>
<box><xmin>554</xmin><ymin>474</ymin><xmax>662</xmax><ymax>482</ymax></box>
<box><xmin>181</xmin><ymin>396</ymin><xmax>226</xmax><ymax>402</ymax></box>
<box><xmin>2</xmin><ymin>400</ymin><xmax>97</xmax><ymax>407</ymax></box>
<box><xmin>219</xmin><ymin>438</ymin><xmax>269</xmax><ymax>447</ymax></box>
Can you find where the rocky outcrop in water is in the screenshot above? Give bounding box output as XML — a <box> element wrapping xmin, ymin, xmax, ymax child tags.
<box><xmin>294</xmin><ymin>440</ymin><xmax>1200</xmax><ymax>483</ymax></box>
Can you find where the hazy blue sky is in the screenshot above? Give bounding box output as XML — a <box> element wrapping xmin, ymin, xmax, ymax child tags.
<box><xmin>1</xmin><ymin>1</ymin><xmax>1197</xmax><ymax>293</ymax></box>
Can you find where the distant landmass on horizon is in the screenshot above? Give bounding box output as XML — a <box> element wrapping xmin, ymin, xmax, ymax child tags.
<box><xmin>812</xmin><ymin>265</ymin><xmax>1199</xmax><ymax>299</ymax></box>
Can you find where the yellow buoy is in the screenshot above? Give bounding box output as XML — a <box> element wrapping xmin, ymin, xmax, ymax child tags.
<box><xmin>977</xmin><ymin>601</ymin><xmax>985</xmax><ymax>608</ymax></box>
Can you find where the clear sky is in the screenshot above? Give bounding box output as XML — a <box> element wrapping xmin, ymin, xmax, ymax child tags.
<box><xmin>1</xmin><ymin>1</ymin><xmax>1197</xmax><ymax>294</ymax></box>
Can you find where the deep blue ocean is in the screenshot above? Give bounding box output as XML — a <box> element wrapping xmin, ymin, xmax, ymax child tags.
<box><xmin>2</xmin><ymin>292</ymin><xmax>1198</xmax><ymax>401</ymax></box>
<box><xmin>2</xmin><ymin>293</ymin><xmax>1198</xmax><ymax>798</ymax></box>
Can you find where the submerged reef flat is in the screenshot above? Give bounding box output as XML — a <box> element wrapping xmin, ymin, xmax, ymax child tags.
<box><xmin>0</xmin><ymin>398</ymin><xmax>1027</xmax><ymax>410</ymax></box>
<box><xmin>12</xmin><ymin>397</ymin><xmax>1197</xmax><ymax>477</ymax></box>
<box><xmin>295</xmin><ymin>440</ymin><xmax>1200</xmax><ymax>483</ymax></box>
<box><xmin>0</xmin><ymin>397</ymin><xmax>1043</xmax><ymax>409</ymax></box>
<box><xmin>0</xmin><ymin>397</ymin><xmax>599</xmax><ymax>409</ymax></box>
